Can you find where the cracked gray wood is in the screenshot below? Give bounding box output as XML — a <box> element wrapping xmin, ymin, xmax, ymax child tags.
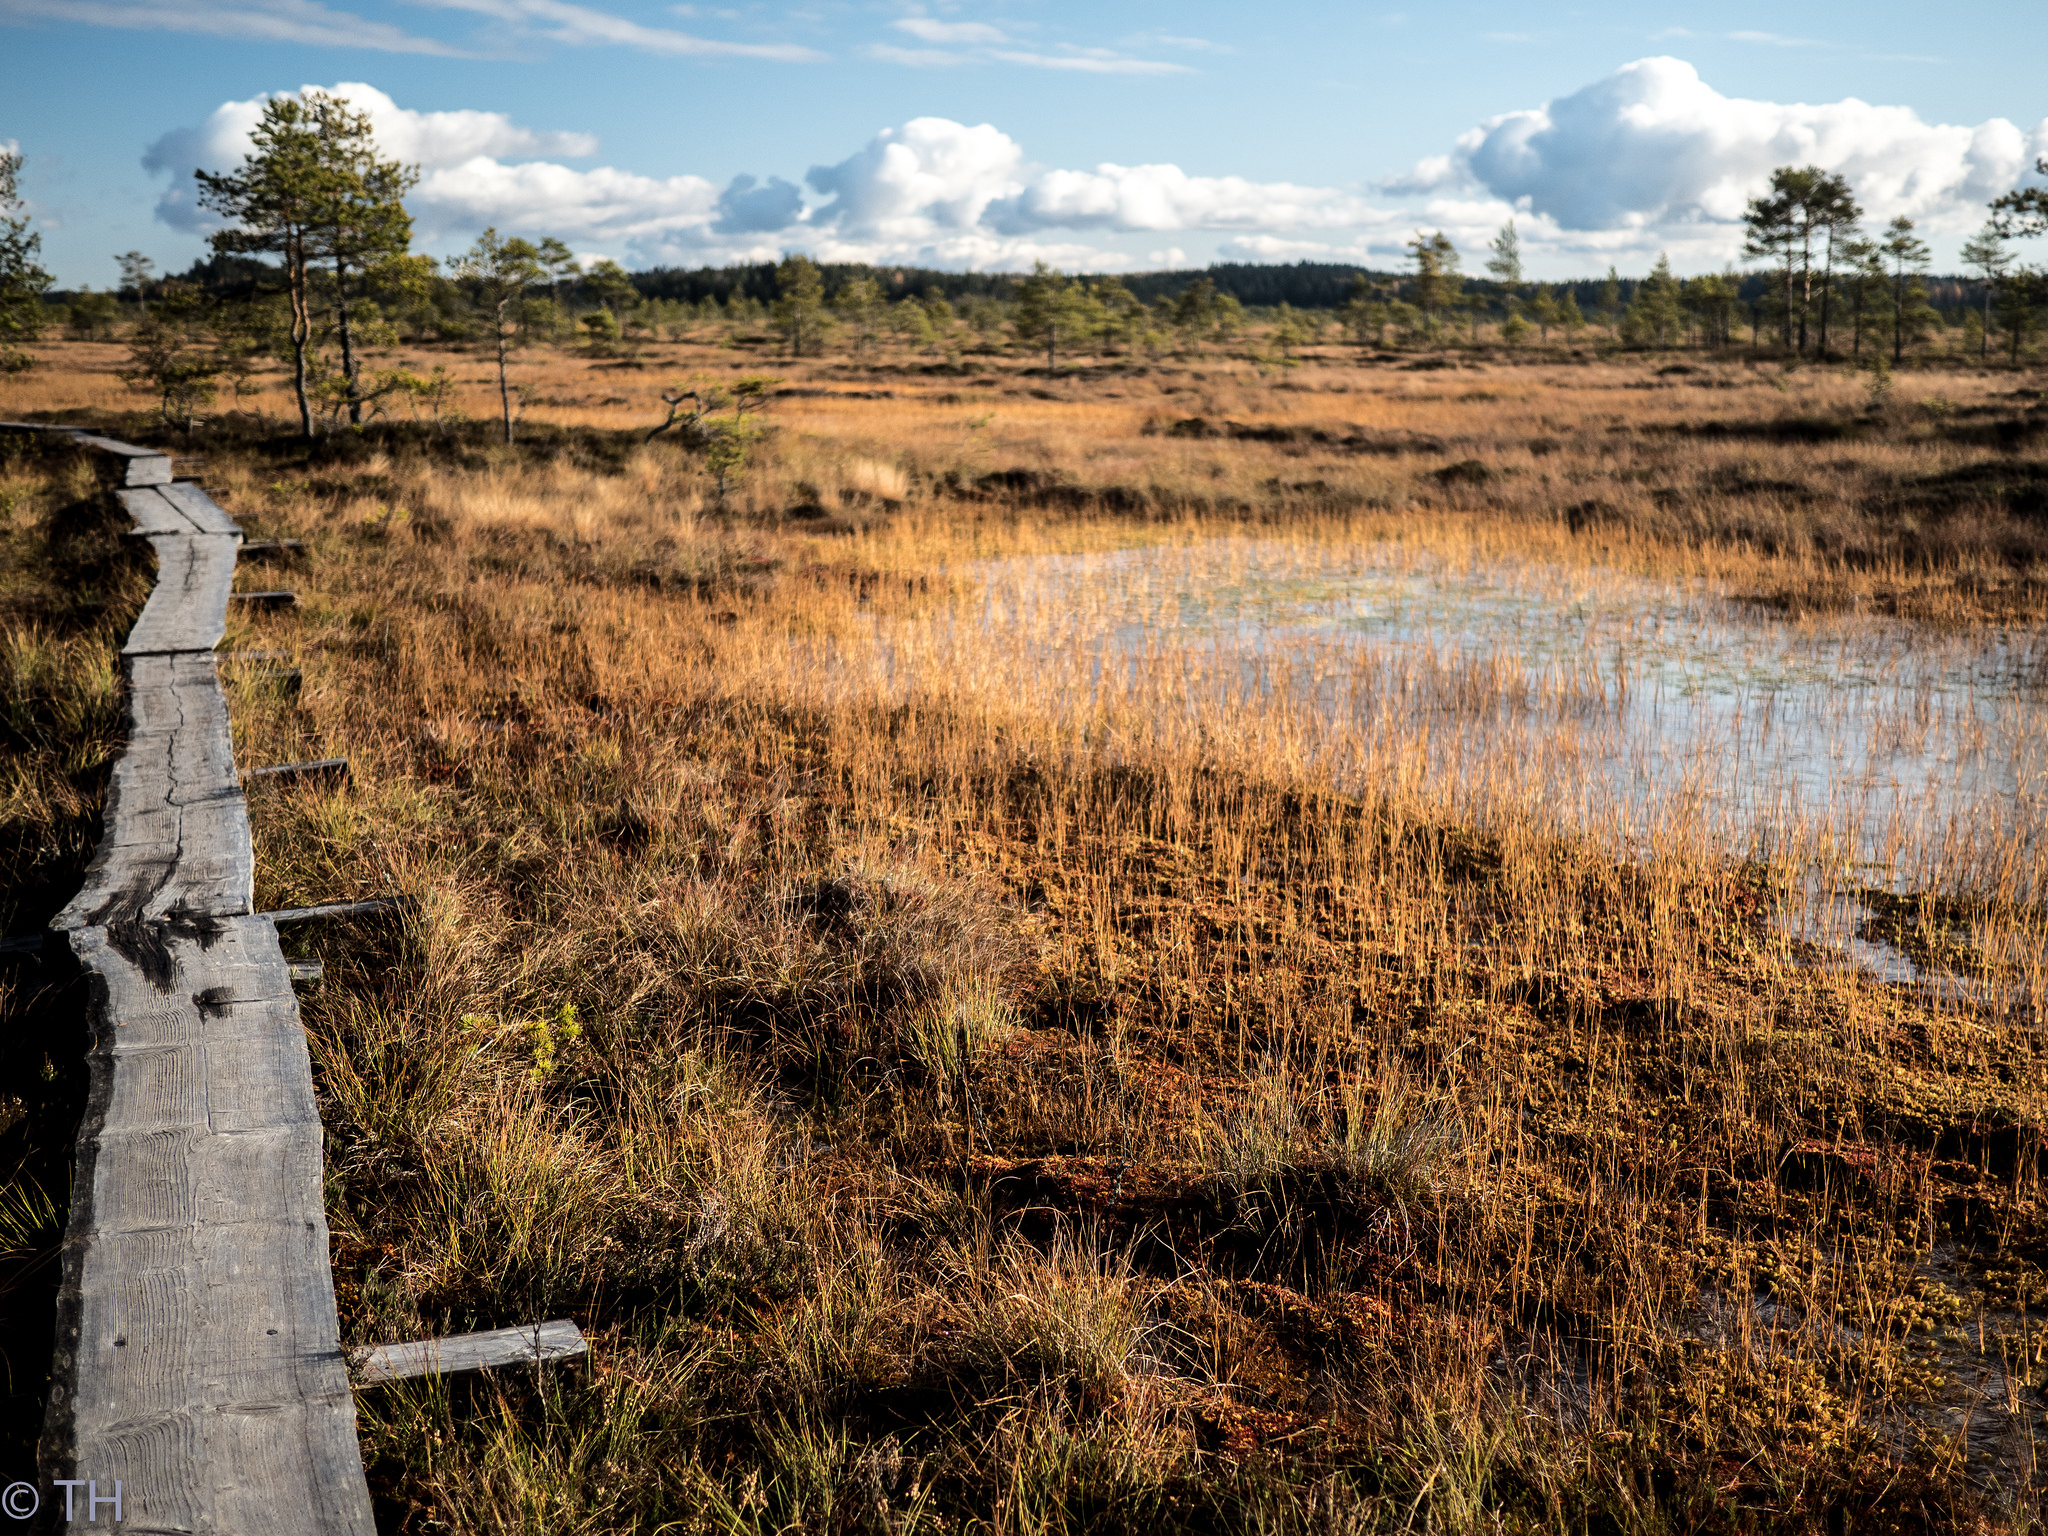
<box><xmin>125</xmin><ymin>536</ymin><xmax>240</xmax><ymax>658</ymax></box>
<box><xmin>54</xmin><ymin>656</ymin><xmax>251</xmax><ymax>933</ymax></box>
<box><xmin>49</xmin><ymin>920</ymin><xmax>373</xmax><ymax>1535</ymax></box>
<box><xmin>157</xmin><ymin>481</ymin><xmax>243</xmax><ymax>536</ymax></box>
<box><xmin>115</xmin><ymin>488</ymin><xmax>198</xmax><ymax>539</ymax></box>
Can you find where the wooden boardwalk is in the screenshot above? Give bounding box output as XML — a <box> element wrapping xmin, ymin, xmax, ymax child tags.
<box><xmin>7</xmin><ymin>426</ymin><xmax>376</xmax><ymax>1535</ymax></box>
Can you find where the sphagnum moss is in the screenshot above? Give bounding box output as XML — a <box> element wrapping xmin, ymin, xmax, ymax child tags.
<box><xmin>6</xmin><ymin>339</ymin><xmax>2047</xmax><ymax>1533</ymax></box>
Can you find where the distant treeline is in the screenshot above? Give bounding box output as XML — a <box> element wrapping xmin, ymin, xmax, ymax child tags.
<box><xmin>623</xmin><ymin>259</ymin><xmax>1986</xmax><ymax>318</ymax></box>
<box><xmin>43</xmin><ymin>255</ymin><xmax>2003</xmax><ymax>324</ymax></box>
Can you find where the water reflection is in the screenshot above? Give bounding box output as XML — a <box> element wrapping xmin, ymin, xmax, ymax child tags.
<box><xmin>973</xmin><ymin>541</ymin><xmax>2045</xmax><ymax>880</ymax></box>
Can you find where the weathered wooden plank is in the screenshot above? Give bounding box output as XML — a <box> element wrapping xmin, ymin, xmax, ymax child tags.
<box><xmin>115</xmin><ymin>487</ymin><xmax>196</xmax><ymax>538</ymax></box>
<box><xmin>353</xmin><ymin>1320</ymin><xmax>588</xmax><ymax>1384</ymax></box>
<box><xmin>158</xmin><ymin>481</ymin><xmax>244</xmax><ymax>537</ymax></box>
<box><xmin>125</xmin><ymin>535</ymin><xmax>239</xmax><ymax>657</ymax></box>
<box><xmin>286</xmin><ymin>957</ymin><xmax>324</xmax><ymax>984</ymax></box>
<box><xmin>54</xmin><ymin>655</ymin><xmax>251</xmax><ymax>932</ymax></box>
<box><xmin>40</xmin><ymin>428</ymin><xmax>377</xmax><ymax>1531</ymax></box>
<box><xmin>68</xmin><ymin>434</ymin><xmax>173</xmax><ymax>487</ymax></box>
<box><xmin>0</xmin><ymin>425</ymin><xmax>169</xmax><ymax>486</ymax></box>
<box><xmin>47</xmin><ymin>918</ymin><xmax>375</xmax><ymax>1534</ymax></box>
<box><xmin>240</xmin><ymin>540</ymin><xmax>306</xmax><ymax>558</ymax></box>
<box><xmin>263</xmin><ymin>898</ymin><xmax>413</xmax><ymax>927</ymax></box>
<box><xmin>231</xmin><ymin>590</ymin><xmax>299</xmax><ymax>610</ymax></box>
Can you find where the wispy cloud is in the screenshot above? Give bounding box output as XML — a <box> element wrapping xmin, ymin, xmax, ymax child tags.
<box><xmin>891</xmin><ymin>15</ymin><xmax>1005</xmax><ymax>44</ymax></box>
<box><xmin>1657</xmin><ymin>25</ymin><xmax>1825</xmax><ymax>47</ymax></box>
<box><xmin>0</xmin><ymin>0</ymin><xmax>463</xmax><ymax>52</ymax></box>
<box><xmin>988</xmin><ymin>46</ymin><xmax>1191</xmax><ymax>75</ymax></box>
<box><xmin>1727</xmin><ymin>29</ymin><xmax>1821</xmax><ymax>46</ymax></box>
<box><xmin>860</xmin><ymin>41</ymin><xmax>964</xmax><ymax>66</ymax></box>
<box><xmin>867</xmin><ymin>16</ymin><xmax>1189</xmax><ymax>74</ymax></box>
<box><xmin>410</xmin><ymin>0</ymin><xmax>823</xmax><ymax>59</ymax></box>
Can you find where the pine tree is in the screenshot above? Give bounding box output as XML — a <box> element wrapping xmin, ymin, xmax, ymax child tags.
<box><xmin>198</xmin><ymin>92</ymin><xmax>417</xmax><ymax>437</ymax></box>
<box><xmin>537</xmin><ymin>238</ymin><xmax>581</xmax><ymax>305</ymax></box>
<box><xmin>1995</xmin><ymin>269</ymin><xmax>2047</xmax><ymax>364</ymax></box>
<box><xmin>1622</xmin><ymin>254</ymin><xmax>1683</xmax><ymax>348</ymax></box>
<box><xmin>1169</xmin><ymin>276</ymin><xmax>1217</xmax><ymax>343</ymax></box>
<box><xmin>303</xmin><ymin>95</ymin><xmax>416</xmax><ymax>425</ymax></box>
<box><xmin>1811</xmin><ymin>174</ymin><xmax>1860</xmax><ymax>357</ymax></box>
<box><xmin>1840</xmin><ymin>238</ymin><xmax>1886</xmax><ymax>358</ymax></box>
<box><xmin>1682</xmin><ymin>272</ymin><xmax>1740</xmax><ymax>350</ymax></box>
<box><xmin>0</xmin><ymin>147</ymin><xmax>54</xmax><ymax>373</ymax></box>
<box><xmin>1990</xmin><ymin>156</ymin><xmax>2048</xmax><ymax>240</ymax></box>
<box><xmin>1959</xmin><ymin>223</ymin><xmax>2012</xmax><ymax>361</ymax></box>
<box><xmin>833</xmin><ymin>275</ymin><xmax>883</xmax><ymax>357</ymax></box>
<box><xmin>1016</xmin><ymin>262</ymin><xmax>1085</xmax><ymax>369</ymax></box>
<box><xmin>1339</xmin><ymin>273</ymin><xmax>1379</xmax><ymax>349</ymax></box>
<box><xmin>116</xmin><ymin>251</ymin><xmax>155</xmax><ymax>313</ymax></box>
<box><xmin>1407</xmin><ymin>232</ymin><xmax>1461</xmax><ymax>338</ymax></box>
<box><xmin>452</xmin><ymin>227</ymin><xmax>547</xmax><ymax>443</ymax></box>
<box><xmin>1596</xmin><ymin>268</ymin><xmax>1622</xmax><ymax>338</ymax></box>
<box><xmin>1879</xmin><ymin>217</ymin><xmax>1932</xmax><ymax>364</ymax></box>
<box><xmin>771</xmin><ymin>255</ymin><xmax>826</xmax><ymax>357</ymax></box>
<box><xmin>1485</xmin><ymin>220</ymin><xmax>1523</xmax><ymax>325</ymax></box>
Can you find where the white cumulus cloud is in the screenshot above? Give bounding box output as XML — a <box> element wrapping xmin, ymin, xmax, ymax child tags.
<box><xmin>1393</xmin><ymin>56</ymin><xmax>2048</xmax><ymax>240</ymax></box>
<box><xmin>145</xmin><ymin>81</ymin><xmax>601</xmax><ymax>233</ymax></box>
<box><xmin>140</xmin><ymin>63</ymin><xmax>2048</xmax><ymax>280</ymax></box>
<box><xmin>989</xmin><ymin>162</ymin><xmax>1372</xmax><ymax>233</ymax></box>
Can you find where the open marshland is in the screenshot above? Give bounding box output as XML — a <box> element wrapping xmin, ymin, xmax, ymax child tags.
<box><xmin>5</xmin><ymin>334</ymin><xmax>2048</xmax><ymax>1532</ymax></box>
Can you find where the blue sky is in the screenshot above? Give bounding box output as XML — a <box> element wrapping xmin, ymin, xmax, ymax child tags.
<box><xmin>4</xmin><ymin>0</ymin><xmax>2045</xmax><ymax>286</ymax></box>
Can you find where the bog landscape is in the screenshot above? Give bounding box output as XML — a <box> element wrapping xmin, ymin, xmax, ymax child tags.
<box><xmin>3</xmin><ymin>116</ymin><xmax>2048</xmax><ymax>1535</ymax></box>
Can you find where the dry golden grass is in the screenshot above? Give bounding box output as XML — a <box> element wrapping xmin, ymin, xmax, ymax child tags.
<box><xmin>4</xmin><ymin>334</ymin><xmax>2048</xmax><ymax>1531</ymax></box>
<box><xmin>7</xmin><ymin>331</ymin><xmax>2044</xmax><ymax>619</ymax></box>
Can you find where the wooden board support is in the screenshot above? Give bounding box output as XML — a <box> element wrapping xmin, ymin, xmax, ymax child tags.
<box><xmin>352</xmin><ymin>1320</ymin><xmax>587</xmax><ymax>1384</ymax></box>
<box><xmin>262</xmin><ymin>898</ymin><xmax>413</xmax><ymax>927</ymax></box>
<box><xmin>286</xmin><ymin>957</ymin><xmax>324</xmax><ymax>984</ymax></box>
<box><xmin>240</xmin><ymin>540</ymin><xmax>306</xmax><ymax>558</ymax></box>
<box><xmin>232</xmin><ymin>590</ymin><xmax>300</xmax><ymax>610</ymax></box>
<box><xmin>35</xmin><ymin>428</ymin><xmax>378</xmax><ymax>1533</ymax></box>
<box><xmin>244</xmin><ymin>758</ymin><xmax>349</xmax><ymax>784</ymax></box>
